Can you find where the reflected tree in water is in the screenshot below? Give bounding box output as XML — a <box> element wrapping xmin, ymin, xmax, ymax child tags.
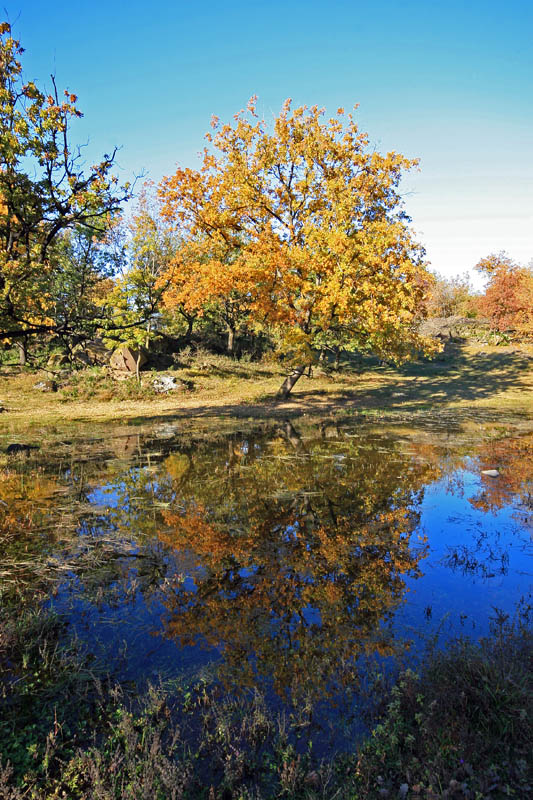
<box><xmin>472</xmin><ymin>433</ymin><xmax>533</xmax><ymax>519</ymax></box>
<box><xmin>148</xmin><ymin>427</ymin><xmax>439</xmax><ymax>696</ymax></box>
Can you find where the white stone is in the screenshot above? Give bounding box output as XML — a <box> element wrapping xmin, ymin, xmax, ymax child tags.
<box><xmin>153</xmin><ymin>375</ymin><xmax>179</xmax><ymax>393</ymax></box>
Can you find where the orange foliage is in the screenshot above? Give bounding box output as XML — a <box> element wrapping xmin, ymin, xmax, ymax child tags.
<box><xmin>158</xmin><ymin>99</ymin><xmax>436</xmax><ymax>373</ymax></box>
<box><xmin>0</xmin><ymin>470</ymin><xmax>58</xmax><ymax>537</ymax></box>
<box><xmin>151</xmin><ymin>430</ymin><xmax>439</xmax><ymax>697</ymax></box>
<box><xmin>476</xmin><ymin>252</ymin><xmax>533</xmax><ymax>334</ymax></box>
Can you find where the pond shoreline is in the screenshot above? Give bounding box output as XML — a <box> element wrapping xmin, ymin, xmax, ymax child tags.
<box><xmin>1</xmin><ymin>350</ymin><xmax>533</xmax><ymax>798</ymax></box>
<box><xmin>2</xmin><ymin>594</ymin><xmax>531</xmax><ymax>799</ymax></box>
<box><xmin>1</xmin><ymin>342</ymin><xmax>533</xmax><ymax>439</ymax></box>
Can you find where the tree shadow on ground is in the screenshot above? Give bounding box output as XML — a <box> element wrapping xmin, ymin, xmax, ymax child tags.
<box><xmin>349</xmin><ymin>344</ymin><xmax>533</xmax><ymax>409</ymax></box>
<box><xmin>125</xmin><ymin>344</ymin><xmax>533</xmax><ymax>429</ymax></box>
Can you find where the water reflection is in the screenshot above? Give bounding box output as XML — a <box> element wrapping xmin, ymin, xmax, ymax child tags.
<box><xmin>88</xmin><ymin>423</ymin><xmax>437</xmax><ymax>696</ymax></box>
<box><xmin>1</xmin><ymin>420</ymin><xmax>531</xmax><ymax>702</ymax></box>
<box><xmin>0</xmin><ymin>468</ymin><xmax>64</xmax><ymax>594</ymax></box>
<box><xmin>472</xmin><ymin>432</ymin><xmax>533</xmax><ymax>522</ymax></box>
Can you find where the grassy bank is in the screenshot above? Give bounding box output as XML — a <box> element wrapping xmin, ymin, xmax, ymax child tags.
<box><xmin>1</xmin><ymin>600</ymin><xmax>531</xmax><ymax>799</ymax></box>
<box><xmin>1</xmin><ymin>342</ymin><xmax>533</xmax><ymax>434</ymax></box>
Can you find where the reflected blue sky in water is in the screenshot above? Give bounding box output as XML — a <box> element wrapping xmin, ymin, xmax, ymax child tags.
<box><xmin>46</xmin><ymin>425</ymin><xmax>532</xmax><ymax>697</ymax></box>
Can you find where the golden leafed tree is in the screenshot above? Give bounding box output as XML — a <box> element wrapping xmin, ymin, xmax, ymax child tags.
<box><xmin>159</xmin><ymin>98</ymin><xmax>436</xmax><ymax>396</ymax></box>
<box><xmin>476</xmin><ymin>252</ymin><xmax>533</xmax><ymax>334</ymax></box>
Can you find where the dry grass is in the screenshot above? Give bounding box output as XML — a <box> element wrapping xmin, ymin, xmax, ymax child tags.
<box><xmin>1</xmin><ymin>342</ymin><xmax>532</xmax><ymax>435</ymax></box>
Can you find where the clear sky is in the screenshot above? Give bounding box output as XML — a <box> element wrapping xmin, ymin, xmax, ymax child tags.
<box><xmin>9</xmin><ymin>0</ymin><xmax>533</xmax><ymax>287</ymax></box>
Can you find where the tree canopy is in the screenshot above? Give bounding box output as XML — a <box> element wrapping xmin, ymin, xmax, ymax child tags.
<box><xmin>0</xmin><ymin>22</ymin><xmax>132</xmax><ymax>342</ymax></box>
<box><xmin>159</xmin><ymin>98</ymin><xmax>436</xmax><ymax>396</ymax></box>
<box><xmin>2</xmin><ymin>20</ymin><xmax>532</xmax><ymax>389</ymax></box>
<box><xmin>475</xmin><ymin>252</ymin><xmax>533</xmax><ymax>334</ymax></box>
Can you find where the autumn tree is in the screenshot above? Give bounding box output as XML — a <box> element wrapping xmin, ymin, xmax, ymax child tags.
<box><xmin>104</xmin><ymin>187</ymin><xmax>178</xmax><ymax>371</ymax></box>
<box><xmin>476</xmin><ymin>252</ymin><xmax>533</xmax><ymax>334</ymax></box>
<box><xmin>159</xmin><ymin>98</ymin><xmax>435</xmax><ymax>397</ymax></box>
<box><xmin>424</xmin><ymin>271</ymin><xmax>478</xmax><ymax>318</ymax></box>
<box><xmin>475</xmin><ymin>251</ymin><xmax>516</xmax><ymax>277</ymax></box>
<box><xmin>0</xmin><ymin>22</ymin><xmax>132</xmax><ymax>345</ymax></box>
<box><xmin>38</xmin><ymin>225</ymin><xmax>124</xmax><ymax>359</ymax></box>
<box><xmin>159</xmin><ymin>233</ymin><xmax>252</xmax><ymax>354</ymax></box>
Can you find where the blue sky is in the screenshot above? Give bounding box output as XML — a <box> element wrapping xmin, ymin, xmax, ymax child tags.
<box><xmin>10</xmin><ymin>0</ymin><xmax>533</xmax><ymax>286</ymax></box>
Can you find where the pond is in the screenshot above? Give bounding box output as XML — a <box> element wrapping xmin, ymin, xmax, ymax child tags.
<box><xmin>1</xmin><ymin>416</ymin><xmax>532</xmax><ymax>752</ymax></box>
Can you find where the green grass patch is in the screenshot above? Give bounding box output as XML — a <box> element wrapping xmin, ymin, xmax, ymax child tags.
<box><xmin>1</xmin><ymin>603</ymin><xmax>531</xmax><ymax>799</ymax></box>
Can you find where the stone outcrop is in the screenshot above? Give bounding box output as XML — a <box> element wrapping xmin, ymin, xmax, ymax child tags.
<box><xmin>73</xmin><ymin>338</ymin><xmax>111</xmax><ymax>366</ymax></box>
<box><xmin>419</xmin><ymin>316</ymin><xmax>488</xmax><ymax>341</ymax></box>
<box><xmin>109</xmin><ymin>346</ymin><xmax>147</xmax><ymax>374</ymax></box>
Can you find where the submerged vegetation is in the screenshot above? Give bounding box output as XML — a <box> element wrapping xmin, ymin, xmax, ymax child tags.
<box><xmin>1</xmin><ymin>600</ymin><xmax>531</xmax><ymax>799</ymax></box>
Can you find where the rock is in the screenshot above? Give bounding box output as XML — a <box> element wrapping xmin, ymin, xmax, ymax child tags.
<box><xmin>73</xmin><ymin>338</ymin><xmax>109</xmax><ymax>366</ymax></box>
<box><xmin>110</xmin><ymin>345</ymin><xmax>147</xmax><ymax>374</ymax></box>
<box><xmin>481</xmin><ymin>469</ymin><xmax>499</xmax><ymax>477</ymax></box>
<box><xmin>34</xmin><ymin>380</ymin><xmax>57</xmax><ymax>392</ymax></box>
<box><xmin>47</xmin><ymin>352</ymin><xmax>70</xmax><ymax>368</ymax></box>
<box><xmin>152</xmin><ymin>375</ymin><xmax>182</xmax><ymax>393</ymax></box>
<box><xmin>72</xmin><ymin>348</ymin><xmax>91</xmax><ymax>366</ymax></box>
<box><xmin>419</xmin><ymin>316</ymin><xmax>488</xmax><ymax>341</ymax></box>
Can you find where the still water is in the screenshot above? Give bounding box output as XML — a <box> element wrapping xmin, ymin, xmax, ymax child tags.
<box><xmin>2</xmin><ymin>418</ymin><xmax>532</xmax><ymax>717</ymax></box>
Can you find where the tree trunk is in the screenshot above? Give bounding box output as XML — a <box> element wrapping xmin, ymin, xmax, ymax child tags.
<box><xmin>16</xmin><ymin>340</ymin><xmax>27</xmax><ymax>366</ymax></box>
<box><xmin>135</xmin><ymin>352</ymin><xmax>142</xmax><ymax>384</ymax></box>
<box><xmin>276</xmin><ymin>364</ymin><xmax>308</xmax><ymax>400</ymax></box>
<box><xmin>334</xmin><ymin>346</ymin><xmax>340</xmax><ymax>370</ymax></box>
<box><xmin>178</xmin><ymin>307</ymin><xmax>196</xmax><ymax>344</ymax></box>
<box><xmin>227</xmin><ymin>326</ymin><xmax>235</xmax><ymax>356</ymax></box>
